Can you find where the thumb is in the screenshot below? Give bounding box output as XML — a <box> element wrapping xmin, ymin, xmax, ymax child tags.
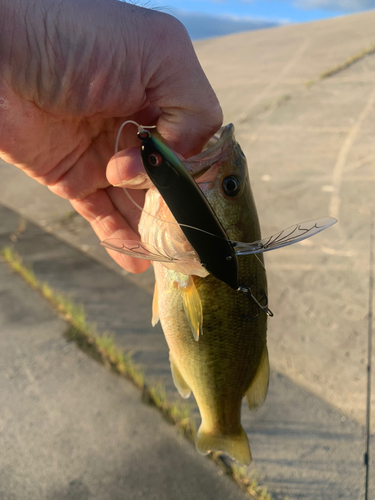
<box><xmin>156</xmin><ymin>99</ymin><xmax>223</xmax><ymax>157</ymax></box>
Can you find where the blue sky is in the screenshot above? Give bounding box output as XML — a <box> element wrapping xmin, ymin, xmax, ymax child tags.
<box><xmin>146</xmin><ymin>0</ymin><xmax>375</xmax><ymax>39</ymax></box>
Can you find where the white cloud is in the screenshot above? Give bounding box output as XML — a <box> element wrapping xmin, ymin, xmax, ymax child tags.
<box><xmin>171</xmin><ymin>10</ymin><xmax>280</xmax><ymax>40</ymax></box>
<box><xmin>238</xmin><ymin>0</ymin><xmax>375</xmax><ymax>11</ymax></box>
<box><xmin>295</xmin><ymin>0</ymin><xmax>375</xmax><ymax>11</ymax></box>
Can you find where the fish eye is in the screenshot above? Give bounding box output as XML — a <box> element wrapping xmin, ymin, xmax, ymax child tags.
<box><xmin>148</xmin><ymin>153</ymin><xmax>162</xmax><ymax>167</ymax></box>
<box><xmin>222</xmin><ymin>175</ymin><xmax>241</xmax><ymax>196</ymax></box>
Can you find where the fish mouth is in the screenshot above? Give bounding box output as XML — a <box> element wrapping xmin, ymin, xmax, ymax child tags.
<box><xmin>184</xmin><ymin>124</ymin><xmax>235</xmax><ymax>179</ymax></box>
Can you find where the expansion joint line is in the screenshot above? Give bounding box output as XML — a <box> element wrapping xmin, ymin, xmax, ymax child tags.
<box><xmin>364</xmin><ymin>213</ymin><xmax>374</xmax><ymax>500</ymax></box>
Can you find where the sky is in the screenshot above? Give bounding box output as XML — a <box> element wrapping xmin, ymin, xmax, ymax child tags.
<box><xmin>144</xmin><ymin>0</ymin><xmax>375</xmax><ymax>39</ymax></box>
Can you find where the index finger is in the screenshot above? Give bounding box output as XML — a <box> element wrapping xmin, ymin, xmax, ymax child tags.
<box><xmin>71</xmin><ymin>188</ymin><xmax>150</xmax><ymax>274</ymax></box>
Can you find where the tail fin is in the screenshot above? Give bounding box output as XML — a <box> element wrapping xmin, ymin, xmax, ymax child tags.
<box><xmin>195</xmin><ymin>425</ymin><xmax>251</xmax><ymax>465</ymax></box>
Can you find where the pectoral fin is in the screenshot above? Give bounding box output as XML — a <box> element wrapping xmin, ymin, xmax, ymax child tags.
<box><xmin>169</xmin><ymin>353</ymin><xmax>191</xmax><ymax>399</ymax></box>
<box><xmin>245</xmin><ymin>346</ymin><xmax>270</xmax><ymax>411</ymax></box>
<box><xmin>177</xmin><ymin>276</ymin><xmax>203</xmax><ymax>341</ymax></box>
<box><xmin>151</xmin><ymin>281</ymin><xmax>160</xmax><ymax>327</ymax></box>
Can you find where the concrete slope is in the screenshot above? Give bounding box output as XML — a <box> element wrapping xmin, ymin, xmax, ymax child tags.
<box><xmin>1</xmin><ymin>11</ymin><xmax>374</xmax><ymax>425</ymax></box>
<box><xmin>1</xmin><ymin>204</ymin><xmax>372</xmax><ymax>500</ymax></box>
<box><xmin>195</xmin><ymin>9</ymin><xmax>375</xmax><ymax>124</ymax></box>
<box><xmin>0</xmin><ymin>9</ymin><xmax>374</xmax><ymax>500</ymax></box>
<box><xmin>0</xmin><ymin>211</ymin><xmax>249</xmax><ymax>500</ymax></box>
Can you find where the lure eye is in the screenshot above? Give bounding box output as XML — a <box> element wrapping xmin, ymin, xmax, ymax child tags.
<box><xmin>222</xmin><ymin>175</ymin><xmax>241</xmax><ymax>196</ymax></box>
<box><xmin>148</xmin><ymin>153</ymin><xmax>162</xmax><ymax>167</ymax></box>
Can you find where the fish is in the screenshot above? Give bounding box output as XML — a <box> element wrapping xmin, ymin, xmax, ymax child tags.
<box><xmin>147</xmin><ymin>124</ymin><xmax>267</xmax><ymax>465</ymax></box>
<box><xmin>105</xmin><ymin>124</ymin><xmax>269</xmax><ymax>464</ymax></box>
<box><xmin>102</xmin><ymin>123</ymin><xmax>337</xmax><ymax>464</ymax></box>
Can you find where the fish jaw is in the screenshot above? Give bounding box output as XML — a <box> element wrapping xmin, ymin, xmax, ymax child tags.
<box><xmin>185</xmin><ymin>123</ymin><xmax>264</xmax><ymax>250</ymax></box>
<box><xmin>183</xmin><ymin>124</ymin><xmax>236</xmax><ymax>179</ymax></box>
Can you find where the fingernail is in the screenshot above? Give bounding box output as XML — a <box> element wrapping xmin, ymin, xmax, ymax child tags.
<box><xmin>113</xmin><ymin>173</ymin><xmax>150</xmax><ymax>188</ymax></box>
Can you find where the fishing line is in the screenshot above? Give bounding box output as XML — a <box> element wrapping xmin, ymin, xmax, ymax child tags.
<box><xmin>254</xmin><ymin>252</ymin><xmax>266</xmax><ymax>270</ymax></box>
<box><xmin>114</xmin><ymin>120</ymin><xmax>155</xmax><ymax>212</ymax></box>
<box><xmin>364</xmin><ymin>212</ymin><xmax>374</xmax><ymax>500</ymax></box>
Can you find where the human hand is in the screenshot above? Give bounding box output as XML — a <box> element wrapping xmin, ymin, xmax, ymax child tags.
<box><xmin>0</xmin><ymin>0</ymin><xmax>222</xmax><ymax>273</ymax></box>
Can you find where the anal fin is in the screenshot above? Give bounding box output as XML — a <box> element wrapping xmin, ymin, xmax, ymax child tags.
<box><xmin>169</xmin><ymin>352</ymin><xmax>191</xmax><ymax>399</ymax></box>
<box><xmin>151</xmin><ymin>280</ymin><xmax>160</xmax><ymax>327</ymax></box>
<box><xmin>177</xmin><ymin>275</ymin><xmax>202</xmax><ymax>341</ymax></box>
<box><xmin>245</xmin><ymin>345</ymin><xmax>270</xmax><ymax>411</ymax></box>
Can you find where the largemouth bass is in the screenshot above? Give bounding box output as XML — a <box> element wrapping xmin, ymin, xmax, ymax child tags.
<box><xmin>142</xmin><ymin>124</ymin><xmax>268</xmax><ymax>465</ymax></box>
<box><xmin>102</xmin><ymin>123</ymin><xmax>337</xmax><ymax>464</ymax></box>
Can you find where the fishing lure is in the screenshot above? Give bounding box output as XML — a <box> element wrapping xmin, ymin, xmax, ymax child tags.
<box><xmin>102</xmin><ymin>123</ymin><xmax>337</xmax><ymax>316</ymax></box>
<box><xmin>137</xmin><ymin>129</ymin><xmax>239</xmax><ymax>289</ymax></box>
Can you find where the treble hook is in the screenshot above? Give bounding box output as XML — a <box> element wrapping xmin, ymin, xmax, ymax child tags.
<box><xmin>238</xmin><ymin>286</ymin><xmax>274</xmax><ymax>317</ymax></box>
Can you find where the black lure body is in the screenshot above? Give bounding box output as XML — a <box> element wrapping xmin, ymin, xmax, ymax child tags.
<box><xmin>138</xmin><ymin>130</ymin><xmax>239</xmax><ymax>290</ymax></box>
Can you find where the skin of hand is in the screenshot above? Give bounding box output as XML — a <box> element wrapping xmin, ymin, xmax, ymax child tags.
<box><xmin>0</xmin><ymin>0</ymin><xmax>222</xmax><ymax>273</ymax></box>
